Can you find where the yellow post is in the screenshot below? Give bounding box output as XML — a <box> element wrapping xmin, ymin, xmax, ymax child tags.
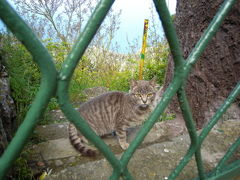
<box><xmin>139</xmin><ymin>19</ymin><xmax>149</xmax><ymax>80</ymax></box>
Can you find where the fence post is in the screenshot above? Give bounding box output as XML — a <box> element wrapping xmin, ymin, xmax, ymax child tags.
<box><xmin>139</xmin><ymin>19</ymin><xmax>149</xmax><ymax>80</ymax></box>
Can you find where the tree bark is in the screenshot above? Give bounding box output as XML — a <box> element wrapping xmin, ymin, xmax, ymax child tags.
<box><xmin>164</xmin><ymin>0</ymin><xmax>240</xmax><ymax>128</ymax></box>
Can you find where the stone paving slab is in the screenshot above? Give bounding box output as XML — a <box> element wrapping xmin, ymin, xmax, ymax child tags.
<box><xmin>33</xmin><ymin>118</ymin><xmax>186</xmax><ymax>162</ymax></box>
<box><xmin>39</xmin><ymin>138</ymin><xmax>79</xmax><ymax>160</ymax></box>
<box><xmin>45</xmin><ymin>120</ymin><xmax>240</xmax><ymax>180</ymax></box>
<box><xmin>35</xmin><ymin>122</ymin><xmax>69</xmax><ymax>140</ymax></box>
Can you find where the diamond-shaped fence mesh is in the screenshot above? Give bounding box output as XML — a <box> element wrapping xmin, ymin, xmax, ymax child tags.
<box><xmin>0</xmin><ymin>0</ymin><xmax>239</xmax><ymax>179</ymax></box>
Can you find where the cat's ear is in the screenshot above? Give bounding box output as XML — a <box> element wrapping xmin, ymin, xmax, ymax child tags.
<box><xmin>150</xmin><ymin>76</ymin><xmax>160</xmax><ymax>90</ymax></box>
<box><xmin>129</xmin><ymin>79</ymin><xmax>137</xmax><ymax>92</ymax></box>
<box><xmin>130</xmin><ymin>79</ymin><xmax>138</xmax><ymax>87</ymax></box>
<box><xmin>149</xmin><ymin>76</ymin><xmax>157</xmax><ymax>86</ymax></box>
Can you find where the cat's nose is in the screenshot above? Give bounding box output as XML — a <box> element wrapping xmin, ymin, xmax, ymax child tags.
<box><xmin>142</xmin><ymin>96</ymin><xmax>148</xmax><ymax>103</ymax></box>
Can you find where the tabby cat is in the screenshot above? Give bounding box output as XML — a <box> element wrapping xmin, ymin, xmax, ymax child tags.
<box><xmin>68</xmin><ymin>78</ymin><xmax>159</xmax><ymax>156</ymax></box>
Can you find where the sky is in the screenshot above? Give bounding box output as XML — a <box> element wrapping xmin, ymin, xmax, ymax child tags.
<box><xmin>111</xmin><ymin>0</ymin><xmax>177</xmax><ymax>53</ymax></box>
<box><xmin>0</xmin><ymin>0</ymin><xmax>177</xmax><ymax>54</ymax></box>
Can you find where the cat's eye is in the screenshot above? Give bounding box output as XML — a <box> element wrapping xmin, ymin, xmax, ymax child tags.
<box><xmin>147</xmin><ymin>93</ymin><xmax>153</xmax><ymax>97</ymax></box>
<box><xmin>134</xmin><ymin>94</ymin><xmax>141</xmax><ymax>98</ymax></box>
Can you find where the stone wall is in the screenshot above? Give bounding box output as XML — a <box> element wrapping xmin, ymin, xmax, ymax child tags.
<box><xmin>0</xmin><ymin>51</ymin><xmax>16</xmax><ymax>155</ymax></box>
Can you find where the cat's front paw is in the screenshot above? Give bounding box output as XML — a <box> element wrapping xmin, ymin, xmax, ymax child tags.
<box><xmin>120</xmin><ymin>142</ymin><xmax>129</xmax><ymax>150</ymax></box>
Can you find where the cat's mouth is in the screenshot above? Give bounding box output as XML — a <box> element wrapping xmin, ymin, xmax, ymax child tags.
<box><xmin>139</xmin><ymin>104</ymin><xmax>149</xmax><ymax>110</ymax></box>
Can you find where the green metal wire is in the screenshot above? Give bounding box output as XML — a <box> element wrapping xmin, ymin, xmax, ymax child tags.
<box><xmin>215</xmin><ymin>137</ymin><xmax>240</xmax><ymax>174</ymax></box>
<box><xmin>0</xmin><ymin>0</ymin><xmax>239</xmax><ymax>179</ymax></box>
<box><xmin>199</xmin><ymin>82</ymin><xmax>240</xmax><ymax>142</ymax></box>
<box><xmin>57</xmin><ymin>0</ymin><xmax>133</xmax><ymax>178</ymax></box>
<box><xmin>110</xmin><ymin>1</ymin><xmax>187</xmax><ymax>178</ymax></box>
<box><xmin>194</xmin><ymin>160</ymin><xmax>240</xmax><ymax>180</ymax></box>
<box><xmin>153</xmin><ymin>0</ymin><xmax>185</xmax><ymax>68</ymax></box>
<box><xmin>185</xmin><ymin>0</ymin><xmax>238</xmax><ymax>68</ymax></box>
<box><xmin>168</xmin><ymin>82</ymin><xmax>240</xmax><ymax>180</ymax></box>
<box><xmin>0</xmin><ymin>0</ymin><xmax>57</xmax><ymax>179</ymax></box>
<box><xmin>177</xmin><ymin>85</ymin><xmax>205</xmax><ymax>179</ymax></box>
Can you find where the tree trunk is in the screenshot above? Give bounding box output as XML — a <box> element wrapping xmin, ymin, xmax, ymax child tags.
<box><xmin>164</xmin><ymin>0</ymin><xmax>240</xmax><ymax>128</ymax></box>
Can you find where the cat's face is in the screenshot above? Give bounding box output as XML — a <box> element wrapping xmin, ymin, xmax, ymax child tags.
<box><xmin>129</xmin><ymin>78</ymin><xmax>158</xmax><ymax>110</ymax></box>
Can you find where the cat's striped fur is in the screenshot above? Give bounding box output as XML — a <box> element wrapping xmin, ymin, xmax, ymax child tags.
<box><xmin>69</xmin><ymin>78</ymin><xmax>159</xmax><ymax>156</ymax></box>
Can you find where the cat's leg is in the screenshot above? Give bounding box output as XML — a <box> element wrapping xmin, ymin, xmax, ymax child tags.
<box><xmin>116</xmin><ymin>127</ymin><xmax>129</xmax><ymax>150</ymax></box>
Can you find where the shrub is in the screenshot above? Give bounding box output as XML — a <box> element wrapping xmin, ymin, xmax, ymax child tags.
<box><xmin>1</xmin><ymin>33</ymin><xmax>169</xmax><ymax>125</ymax></box>
<box><xmin>1</xmin><ymin>35</ymin><xmax>40</xmax><ymax>125</ymax></box>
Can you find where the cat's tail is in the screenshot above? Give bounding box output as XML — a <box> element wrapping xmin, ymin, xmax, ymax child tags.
<box><xmin>68</xmin><ymin>123</ymin><xmax>97</xmax><ymax>156</ymax></box>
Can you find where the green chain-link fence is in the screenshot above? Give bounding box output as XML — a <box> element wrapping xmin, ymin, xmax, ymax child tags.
<box><xmin>0</xmin><ymin>0</ymin><xmax>239</xmax><ymax>179</ymax></box>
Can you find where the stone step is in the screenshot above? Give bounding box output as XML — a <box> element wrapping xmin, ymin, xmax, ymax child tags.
<box><xmin>47</xmin><ymin>121</ymin><xmax>240</xmax><ymax>180</ymax></box>
<box><xmin>45</xmin><ymin>120</ymin><xmax>240</xmax><ymax>180</ymax></box>
<box><xmin>30</xmin><ymin>118</ymin><xmax>187</xmax><ymax>174</ymax></box>
<box><xmin>35</xmin><ymin>122</ymin><xmax>69</xmax><ymax>141</ymax></box>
